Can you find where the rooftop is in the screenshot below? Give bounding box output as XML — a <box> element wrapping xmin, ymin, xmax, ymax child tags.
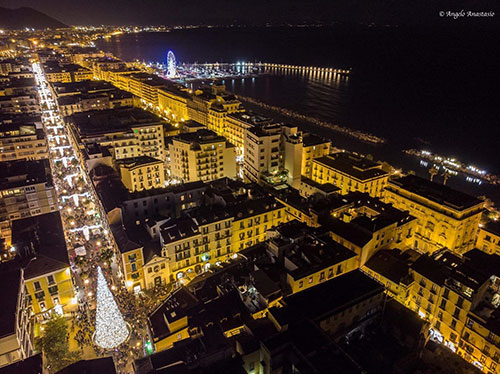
<box><xmin>227</xmin><ymin>196</ymin><xmax>284</xmax><ymax>221</ymax></box>
<box><xmin>0</xmin><ymin>353</ymin><xmax>42</xmax><ymax>374</ymax></box>
<box><xmin>482</xmin><ymin>220</ymin><xmax>500</xmax><ymax>236</ymax></box>
<box><xmin>171</xmin><ymin>129</ymin><xmax>229</xmax><ymax>149</ymax></box>
<box><xmin>67</xmin><ymin>107</ymin><xmax>164</xmax><ymax>137</ymax></box>
<box><xmin>227</xmin><ymin>111</ymin><xmax>274</xmax><ymax>126</ymax></box>
<box><xmin>269</xmin><ymin>270</ymin><xmax>384</xmax><ymax>327</ymax></box>
<box><xmin>302</xmin><ymin>133</ymin><xmax>330</xmax><ymax>147</ymax></box>
<box><xmin>129</xmin><ymin>72</ymin><xmax>169</xmax><ymax>87</ymax></box>
<box><xmin>388</xmin><ymin>174</ymin><xmax>483</xmax><ymax>211</ymax></box>
<box><xmin>51</xmin><ymin>80</ymin><xmax>115</xmax><ymax>96</ymax></box>
<box><xmin>117</xmin><ymin>155</ymin><xmax>163</xmax><ymax>169</ymax></box>
<box><xmin>160</xmin><ymin>217</ymin><xmax>199</xmax><ymax>245</ymax></box>
<box><xmin>56</xmin><ymin>357</ymin><xmax>116</xmax><ymax>374</ymax></box>
<box><xmin>300</xmin><ymin>176</ymin><xmax>339</xmax><ymax>194</ymax></box>
<box><xmin>0</xmin><ymin>159</ymin><xmax>52</xmax><ymax>190</ymax></box>
<box><xmin>272</xmin><ymin>221</ymin><xmax>357</xmax><ymax>280</ymax></box>
<box><xmin>411</xmin><ymin>249</ymin><xmax>490</xmax><ymax>297</ymax></box>
<box><xmin>364</xmin><ymin>249</ymin><xmax>416</xmax><ymax>284</ymax></box>
<box><xmin>314</xmin><ymin>153</ymin><xmax>387</xmax><ymax>181</ymax></box>
<box><xmin>43</xmin><ymin>62</ymin><xmax>90</xmax><ymax>74</ymax></box>
<box><xmin>0</xmin><ymin>269</ymin><xmax>21</xmax><ymax>338</ymax></box>
<box><xmin>11</xmin><ymin>212</ymin><xmax>70</xmax><ymax>279</ymax></box>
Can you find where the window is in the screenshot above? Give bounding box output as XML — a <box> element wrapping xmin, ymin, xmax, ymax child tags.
<box><xmin>494</xmin><ymin>352</ymin><xmax>500</xmax><ymax>362</ymax></box>
<box><xmin>35</xmin><ymin>291</ymin><xmax>45</xmax><ymax>300</ymax></box>
<box><xmin>491</xmin><ymin>362</ymin><xmax>497</xmax><ymax>371</ymax></box>
<box><xmin>439</xmin><ymin>299</ymin><xmax>447</xmax><ymax>310</ymax></box>
<box><xmin>48</xmin><ymin>285</ymin><xmax>58</xmax><ymax>295</ymax></box>
<box><xmin>131</xmin><ymin>263</ymin><xmax>137</xmax><ymax>272</ymax></box>
<box><xmin>438</xmin><ymin>311</ymin><xmax>443</xmax><ymax>321</ymax></box>
<box><xmin>299</xmin><ymin>281</ymin><xmax>303</xmax><ymax>289</ymax></box>
<box><xmin>435</xmin><ymin>320</ymin><xmax>441</xmax><ymax>330</ymax></box>
<box><xmin>148</xmin><ymin>268</ymin><xmax>152</xmax><ymax>273</ymax></box>
<box><xmin>450</xmin><ymin>319</ymin><xmax>457</xmax><ymax>330</ymax></box>
<box><xmin>457</xmin><ymin>296</ymin><xmax>464</xmax><ymax>308</ymax></box>
<box><xmin>34</xmin><ymin>281</ymin><xmax>41</xmax><ymax>291</ymax></box>
<box><xmin>466</xmin><ymin>318</ymin><xmax>474</xmax><ymax>329</ymax></box>
<box><xmin>308</xmin><ymin>277</ymin><xmax>313</xmax><ymax>284</ymax></box>
<box><xmin>443</xmin><ymin>288</ymin><xmax>450</xmax><ymax>299</ymax></box>
<box><xmin>47</xmin><ymin>275</ymin><xmax>55</xmax><ymax>285</ymax></box>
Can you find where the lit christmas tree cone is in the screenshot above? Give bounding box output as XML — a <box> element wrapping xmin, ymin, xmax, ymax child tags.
<box><xmin>94</xmin><ymin>266</ymin><xmax>130</xmax><ymax>349</ymax></box>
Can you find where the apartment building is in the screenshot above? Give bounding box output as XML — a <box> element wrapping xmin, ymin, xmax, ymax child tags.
<box><xmin>118</xmin><ymin>156</ymin><xmax>165</xmax><ymax>192</ymax></box>
<box><xmin>312</xmin><ymin>153</ymin><xmax>388</xmax><ymax>198</ymax></box>
<box><xmin>385</xmin><ymin>175</ymin><xmax>484</xmax><ymax>254</ymax></box>
<box><xmin>0</xmin><ymin>159</ymin><xmax>57</xmax><ymax>223</ymax></box>
<box><xmin>168</xmin><ymin>129</ymin><xmax>236</xmax><ymax>183</ymax></box>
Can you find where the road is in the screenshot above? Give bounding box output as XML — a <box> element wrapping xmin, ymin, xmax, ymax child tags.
<box><xmin>32</xmin><ymin>62</ymin><xmax>147</xmax><ymax>373</ymax></box>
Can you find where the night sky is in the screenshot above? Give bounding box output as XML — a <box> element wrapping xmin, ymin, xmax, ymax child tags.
<box><xmin>0</xmin><ymin>0</ymin><xmax>499</xmax><ymax>26</ymax></box>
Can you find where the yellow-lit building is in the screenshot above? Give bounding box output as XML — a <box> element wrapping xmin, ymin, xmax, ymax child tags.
<box><xmin>160</xmin><ymin>209</ymin><xmax>234</xmax><ymax>283</ymax></box>
<box><xmin>0</xmin><ymin>123</ymin><xmax>48</xmax><ymax>162</ymax></box>
<box><xmin>0</xmin><ymin>159</ymin><xmax>57</xmax><ymax>223</ymax></box>
<box><xmin>301</xmin><ymin>134</ymin><xmax>331</xmax><ymax>179</ymax></box>
<box><xmin>158</xmin><ymin>88</ymin><xmax>189</xmax><ymax>121</ymax></box>
<box><xmin>385</xmin><ymin>175</ymin><xmax>484</xmax><ymax>254</ymax></box>
<box><xmin>460</xmin><ymin>308</ymin><xmax>500</xmax><ymax>372</ymax></box>
<box><xmin>127</xmin><ymin>73</ymin><xmax>167</xmax><ymax>107</ymax></box>
<box><xmin>112</xmin><ymin>226</ymin><xmax>146</xmax><ymax>293</ymax></box>
<box><xmin>187</xmin><ymin>87</ymin><xmax>243</xmax><ymax>128</ymax></box>
<box><xmin>118</xmin><ymin>156</ymin><xmax>165</xmax><ymax>192</ymax></box>
<box><xmin>11</xmin><ymin>212</ymin><xmax>75</xmax><ymax>317</ymax></box>
<box><xmin>406</xmin><ymin>250</ymin><xmax>492</xmax><ymax>355</ymax></box>
<box><xmin>266</xmin><ymin>222</ymin><xmax>359</xmax><ymax>294</ymax></box>
<box><xmin>324</xmin><ymin>192</ymin><xmax>416</xmax><ymax>266</ymax></box>
<box><xmin>44</xmin><ymin>63</ymin><xmax>93</xmax><ymax>83</ymax></box>
<box><xmin>476</xmin><ymin>221</ymin><xmax>500</xmax><ymax>255</ymax></box>
<box><xmin>157</xmin><ymin>196</ymin><xmax>287</xmax><ymax>283</ymax></box>
<box><xmin>67</xmin><ymin>107</ymin><xmax>166</xmax><ymax>162</ymax></box>
<box><xmin>168</xmin><ymin>129</ymin><xmax>236</xmax><ymax>183</ymax></box>
<box><xmin>231</xmin><ymin>197</ymin><xmax>287</xmax><ymax>252</ymax></box>
<box><xmin>225</xmin><ymin>111</ymin><xmax>273</xmax><ymax>156</ymax></box>
<box><xmin>312</xmin><ymin>153</ymin><xmax>388</xmax><ymax>198</ymax></box>
<box><xmin>362</xmin><ymin>249</ymin><xmax>416</xmax><ymax>305</ymax></box>
<box><xmin>24</xmin><ymin>261</ymin><xmax>74</xmax><ymax>316</ymax></box>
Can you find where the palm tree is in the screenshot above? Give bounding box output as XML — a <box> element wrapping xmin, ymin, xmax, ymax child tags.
<box><xmin>442</xmin><ymin>171</ymin><xmax>451</xmax><ymax>185</ymax></box>
<box><xmin>429</xmin><ymin>166</ymin><xmax>438</xmax><ymax>182</ymax></box>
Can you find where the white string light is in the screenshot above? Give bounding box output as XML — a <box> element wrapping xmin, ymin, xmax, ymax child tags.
<box><xmin>94</xmin><ymin>267</ymin><xmax>129</xmax><ymax>349</ymax></box>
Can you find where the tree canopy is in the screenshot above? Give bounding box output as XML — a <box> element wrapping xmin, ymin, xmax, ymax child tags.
<box><xmin>35</xmin><ymin>315</ymin><xmax>80</xmax><ymax>373</ymax></box>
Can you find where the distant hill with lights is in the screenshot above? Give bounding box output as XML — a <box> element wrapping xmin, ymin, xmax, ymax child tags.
<box><xmin>0</xmin><ymin>6</ymin><xmax>67</xmax><ymax>30</ymax></box>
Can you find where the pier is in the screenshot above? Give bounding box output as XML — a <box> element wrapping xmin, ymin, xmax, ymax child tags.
<box><xmin>180</xmin><ymin>62</ymin><xmax>351</xmax><ymax>76</ymax></box>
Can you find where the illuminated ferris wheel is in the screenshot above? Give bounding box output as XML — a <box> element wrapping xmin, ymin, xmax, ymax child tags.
<box><xmin>166</xmin><ymin>50</ymin><xmax>176</xmax><ymax>78</ymax></box>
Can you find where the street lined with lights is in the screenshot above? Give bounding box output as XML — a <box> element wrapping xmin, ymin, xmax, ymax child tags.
<box><xmin>33</xmin><ymin>62</ymin><xmax>135</xmax><ymax>355</ymax></box>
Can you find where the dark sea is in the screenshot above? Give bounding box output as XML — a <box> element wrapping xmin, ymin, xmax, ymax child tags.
<box><xmin>96</xmin><ymin>26</ymin><xmax>500</xmax><ymax>203</ymax></box>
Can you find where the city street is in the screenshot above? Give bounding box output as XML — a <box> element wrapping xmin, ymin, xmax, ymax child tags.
<box><xmin>32</xmin><ymin>62</ymin><xmax>148</xmax><ymax>373</ymax></box>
